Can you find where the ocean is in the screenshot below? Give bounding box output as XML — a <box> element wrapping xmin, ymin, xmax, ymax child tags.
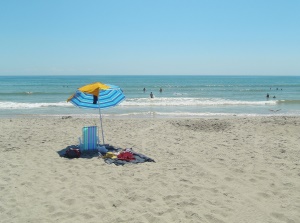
<box><xmin>0</xmin><ymin>75</ymin><xmax>299</xmax><ymax>118</ymax></box>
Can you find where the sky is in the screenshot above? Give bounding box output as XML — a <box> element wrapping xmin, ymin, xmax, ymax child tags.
<box><xmin>0</xmin><ymin>0</ymin><xmax>299</xmax><ymax>76</ymax></box>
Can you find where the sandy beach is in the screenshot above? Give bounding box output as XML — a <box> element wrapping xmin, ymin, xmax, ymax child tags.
<box><xmin>0</xmin><ymin>116</ymin><xmax>299</xmax><ymax>223</ymax></box>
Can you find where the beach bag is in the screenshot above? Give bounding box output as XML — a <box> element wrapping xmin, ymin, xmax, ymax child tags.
<box><xmin>65</xmin><ymin>148</ymin><xmax>81</xmax><ymax>158</ymax></box>
<box><xmin>117</xmin><ymin>151</ymin><xmax>135</xmax><ymax>161</ymax></box>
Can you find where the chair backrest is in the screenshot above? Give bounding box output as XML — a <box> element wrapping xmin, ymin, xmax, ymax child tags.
<box><xmin>81</xmin><ymin>126</ymin><xmax>98</xmax><ymax>151</ymax></box>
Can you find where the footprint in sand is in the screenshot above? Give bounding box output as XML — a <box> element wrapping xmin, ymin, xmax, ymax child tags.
<box><xmin>271</xmin><ymin>212</ymin><xmax>296</xmax><ymax>223</ymax></box>
<box><xmin>204</xmin><ymin>214</ymin><xmax>226</xmax><ymax>223</ymax></box>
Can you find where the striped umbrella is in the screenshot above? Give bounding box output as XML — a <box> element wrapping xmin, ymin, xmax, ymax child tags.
<box><xmin>67</xmin><ymin>82</ymin><xmax>125</xmax><ymax>144</ymax></box>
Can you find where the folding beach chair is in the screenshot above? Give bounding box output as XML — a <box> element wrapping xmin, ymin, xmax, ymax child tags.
<box><xmin>79</xmin><ymin>126</ymin><xmax>100</xmax><ymax>151</ymax></box>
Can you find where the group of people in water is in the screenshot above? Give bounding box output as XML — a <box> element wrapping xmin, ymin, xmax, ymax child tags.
<box><xmin>266</xmin><ymin>93</ymin><xmax>276</xmax><ymax>99</ymax></box>
<box><xmin>266</xmin><ymin>87</ymin><xmax>282</xmax><ymax>99</ymax></box>
<box><xmin>143</xmin><ymin>87</ymin><xmax>163</xmax><ymax>98</ymax></box>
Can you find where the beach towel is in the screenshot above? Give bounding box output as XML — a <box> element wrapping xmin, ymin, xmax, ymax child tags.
<box><xmin>59</xmin><ymin>145</ymin><xmax>154</xmax><ymax>165</ymax></box>
<box><xmin>102</xmin><ymin>147</ymin><xmax>155</xmax><ymax>166</ymax></box>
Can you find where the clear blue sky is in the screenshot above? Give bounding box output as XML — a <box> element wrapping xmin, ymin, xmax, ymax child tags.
<box><xmin>0</xmin><ymin>0</ymin><xmax>299</xmax><ymax>76</ymax></box>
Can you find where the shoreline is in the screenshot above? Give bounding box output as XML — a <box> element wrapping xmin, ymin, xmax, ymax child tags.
<box><xmin>1</xmin><ymin>116</ymin><xmax>300</xmax><ymax>223</ymax></box>
<box><xmin>1</xmin><ymin>111</ymin><xmax>300</xmax><ymax>120</ymax></box>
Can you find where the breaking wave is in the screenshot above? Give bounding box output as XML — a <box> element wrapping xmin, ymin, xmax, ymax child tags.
<box><xmin>0</xmin><ymin>97</ymin><xmax>277</xmax><ymax>109</ymax></box>
<box><xmin>0</xmin><ymin>101</ymin><xmax>71</xmax><ymax>109</ymax></box>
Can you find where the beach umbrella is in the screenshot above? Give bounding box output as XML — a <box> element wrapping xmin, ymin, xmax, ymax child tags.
<box><xmin>67</xmin><ymin>82</ymin><xmax>125</xmax><ymax>144</ymax></box>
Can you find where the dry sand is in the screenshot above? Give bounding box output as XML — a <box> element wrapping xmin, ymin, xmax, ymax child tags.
<box><xmin>0</xmin><ymin>116</ymin><xmax>300</xmax><ymax>223</ymax></box>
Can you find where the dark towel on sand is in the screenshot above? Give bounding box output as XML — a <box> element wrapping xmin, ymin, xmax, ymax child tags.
<box><xmin>103</xmin><ymin>147</ymin><xmax>155</xmax><ymax>166</ymax></box>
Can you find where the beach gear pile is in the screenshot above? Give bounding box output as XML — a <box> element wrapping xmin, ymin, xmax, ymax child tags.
<box><xmin>60</xmin><ymin>145</ymin><xmax>155</xmax><ymax>166</ymax></box>
<box><xmin>99</xmin><ymin>147</ymin><xmax>155</xmax><ymax>166</ymax></box>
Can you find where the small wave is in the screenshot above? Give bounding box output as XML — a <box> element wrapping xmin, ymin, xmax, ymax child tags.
<box><xmin>0</xmin><ymin>101</ymin><xmax>72</xmax><ymax>109</ymax></box>
<box><xmin>277</xmin><ymin>100</ymin><xmax>300</xmax><ymax>105</ymax></box>
<box><xmin>113</xmin><ymin>111</ymin><xmax>239</xmax><ymax>117</ymax></box>
<box><xmin>0</xmin><ymin>92</ymin><xmax>70</xmax><ymax>96</ymax></box>
<box><xmin>121</xmin><ymin>97</ymin><xmax>276</xmax><ymax>107</ymax></box>
<box><xmin>37</xmin><ymin>113</ymin><xmax>100</xmax><ymax>118</ymax></box>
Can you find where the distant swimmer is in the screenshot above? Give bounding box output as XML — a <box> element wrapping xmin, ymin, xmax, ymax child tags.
<box><xmin>273</xmin><ymin>96</ymin><xmax>276</xmax><ymax>98</ymax></box>
<box><xmin>159</xmin><ymin>88</ymin><xmax>162</xmax><ymax>93</ymax></box>
<box><xmin>143</xmin><ymin>87</ymin><xmax>146</xmax><ymax>92</ymax></box>
<box><xmin>150</xmin><ymin>92</ymin><xmax>154</xmax><ymax>98</ymax></box>
<box><xmin>266</xmin><ymin>93</ymin><xmax>269</xmax><ymax>98</ymax></box>
<box><xmin>269</xmin><ymin>109</ymin><xmax>281</xmax><ymax>112</ymax></box>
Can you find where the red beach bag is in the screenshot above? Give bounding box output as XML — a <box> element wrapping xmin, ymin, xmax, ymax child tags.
<box><xmin>65</xmin><ymin>148</ymin><xmax>81</xmax><ymax>158</ymax></box>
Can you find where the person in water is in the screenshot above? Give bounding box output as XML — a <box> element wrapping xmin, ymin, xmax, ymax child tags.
<box><xmin>150</xmin><ymin>92</ymin><xmax>154</xmax><ymax>98</ymax></box>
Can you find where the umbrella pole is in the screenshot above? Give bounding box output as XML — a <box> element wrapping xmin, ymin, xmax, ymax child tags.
<box><xmin>98</xmin><ymin>106</ymin><xmax>105</xmax><ymax>145</ymax></box>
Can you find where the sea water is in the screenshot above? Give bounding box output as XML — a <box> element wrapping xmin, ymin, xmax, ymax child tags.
<box><xmin>0</xmin><ymin>75</ymin><xmax>299</xmax><ymax>118</ymax></box>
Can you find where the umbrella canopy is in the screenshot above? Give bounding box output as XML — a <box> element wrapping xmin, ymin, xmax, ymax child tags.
<box><xmin>67</xmin><ymin>83</ymin><xmax>125</xmax><ymax>109</ymax></box>
<box><xmin>67</xmin><ymin>82</ymin><xmax>125</xmax><ymax>144</ymax></box>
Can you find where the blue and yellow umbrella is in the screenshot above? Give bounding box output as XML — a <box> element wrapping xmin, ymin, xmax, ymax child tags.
<box><xmin>67</xmin><ymin>82</ymin><xmax>125</xmax><ymax>144</ymax></box>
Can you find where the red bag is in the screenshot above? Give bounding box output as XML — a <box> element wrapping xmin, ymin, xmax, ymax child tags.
<box><xmin>117</xmin><ymin>151</ymin><xmax>135</xmax><ymax>161</ymax></box>
<box><xmin>65</xmin><ymin>148</ymin><xmax>81</xmax><ymax>158</ymax></box>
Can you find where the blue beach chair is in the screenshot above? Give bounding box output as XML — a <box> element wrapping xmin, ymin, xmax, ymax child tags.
<box><xmin>79</xmin><ymin>126</ymin><xmax>99</xmax><ymax>151</ymax></box>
